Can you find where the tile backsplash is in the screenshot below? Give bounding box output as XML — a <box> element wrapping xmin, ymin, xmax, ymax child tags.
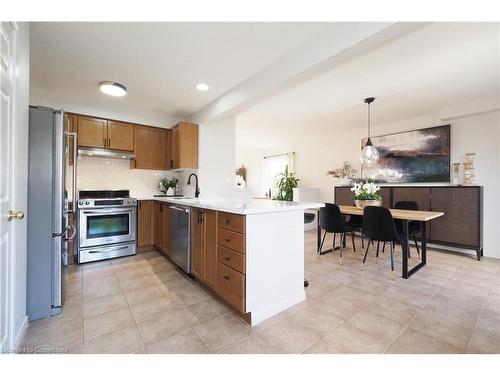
<box><xmin>76</xmin><ymin>157</ymin><xmax>197</xmax><ymax>198</ymax></box>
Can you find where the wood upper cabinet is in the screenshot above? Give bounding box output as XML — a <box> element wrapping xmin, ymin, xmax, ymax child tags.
<box><xmin>77</xmin><ymin>115</ymin><xmax>107</xmax><ymax>148</ymax></box>
<box><xmin>168</xmin><ymin>122</ymin><xmax>198</xmax><ymax>169</ymax></box>
<box><xmin>64</xmin><ymin>113</ymin><xmax>78</xmax><ymax>166</ymax></box>
<box><xmin>107</xmin><ymin>120</ymin><xmax>134</xmax><ymax>151</ymax></box>
<box><xmin>137</xmin><ymin>200</ymin><xmax>154</xmax><ymax>247</ymax></box>
<box><xmin>133</xmin><ymin>125</ymin><xmax>167</xmax><ymax>170</ymax></box>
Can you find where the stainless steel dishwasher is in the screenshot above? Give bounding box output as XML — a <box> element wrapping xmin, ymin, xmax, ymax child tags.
<box><xmin>169</xmin><ymin>205</ymin><xmax>191</xmax><ymax>273</ymax></box>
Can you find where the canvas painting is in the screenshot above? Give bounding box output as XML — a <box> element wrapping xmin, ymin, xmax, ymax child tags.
<box><xmin>361</xmin><ymin>124</ymin><xmax>451</xmax><ymax>183</ymax></box>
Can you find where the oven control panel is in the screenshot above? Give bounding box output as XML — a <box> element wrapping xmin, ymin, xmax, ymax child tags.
<box><xmin>77</xmin><ymin>198</ymin><xmax>137</xmax><ymax>208</ymax></box>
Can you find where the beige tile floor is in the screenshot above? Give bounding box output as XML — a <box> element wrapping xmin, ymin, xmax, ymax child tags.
<box><xmin>20</xmin><ymin>231</ymin><xmax>500</xmax><ymax>354</ymax></box>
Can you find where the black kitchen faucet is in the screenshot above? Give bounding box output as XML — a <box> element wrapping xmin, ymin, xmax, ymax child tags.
<box><xmin>187</xmin><ymin>173</ymin><xmax>200</xmax><ymax>198</ymax></box>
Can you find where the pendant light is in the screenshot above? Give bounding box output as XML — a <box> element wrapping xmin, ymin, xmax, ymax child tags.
<box><xmin>360</xmin><ymin>97</ymin><xmax>380</xmax><ymax>166</ymax></box>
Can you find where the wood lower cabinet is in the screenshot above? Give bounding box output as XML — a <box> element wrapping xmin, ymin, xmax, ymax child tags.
<box><xmin>154</xmin><ymin>202</ymin><xmax>163</xmax><ymax>252</ymax></box>
<box><xmin>191</xmin><ymin>208</ymin><xmax>204</xmax><ymax>279</ymax></box>
<box><xmin>162</xmin><ymin>204</ymin><xmax>171</xmax><ymax>257</ymax></box>
<box><xmin>217</xmin><ymin>262</ymin><xmax>245</xmax><ymax>313</ymax></box>
<box><xmin>133</xmin><ymin>125</ymin><xmax>167</xmax><ymax>170</ymax></box>
<box><xmin>107</xmin><ymin>120</ymin><xmax>134</xmax><ymax>151</ymax></box>
<box><xmin>77</xmin><ymin>115</ymin><xmax>107</xmax><ymax>148</ymax></box>
<box><xmin>190</xmin><ymin>208</ymin><xmax>218</xmax><ymax>290</ymax></box>
<box><xmin>137</xmin><ymin>200</ymin><xmax>154</xmax><ymax>247</ymax></box>
<box><xmin>168</xmin><ymin>122</ymin><xmax>198</xmax><ymax>169</ymax></box>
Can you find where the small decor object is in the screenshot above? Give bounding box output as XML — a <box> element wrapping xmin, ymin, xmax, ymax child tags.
<box><xmin>158</xmin><ymin>177</ymin><xmax>178</xmax><ymax>196</ymax></box>
<box><xmin>351</xmin><ymin>180</ymin><xmax>383</xmax><ymax>208</ymax></box>
<box><xmin>360</xmin><ymin>97</ymin><xmax>380</xmax><ymax>166</ymax></box>
<box><xmin>452</xmin><ymin>163</ymin><xmax>461</xmax><ymax>185</ymax></box>
<box><xmin>327</xmin><ymin>161</ymin><xmax>357</xmax><ymax>186</ymax></box>
<box><xmin>463</xmin><ymin>153</ymin><xmax>476</xmax><ymax>185</ymax></box>
<box><xmin>362</xmin><ymin>124</ymin><xmax>450</xmax><ymax>183</ymax></box>
<box><xmin>235</xmin><ymin>166</ymin><xmax>247</xmax><ymax>188</ymax></box>
<box><xmin>272</xmin><ymin>165</ymin><xmax>299</xmax><ymax>201</ymax></box>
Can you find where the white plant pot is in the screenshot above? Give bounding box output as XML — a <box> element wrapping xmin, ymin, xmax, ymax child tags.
<box><xmin>337</xmin><ymin>178</ymin><xmax>352</xmax><ymax>186</ymax></box>
<box><xmin>166</xmin><ymin>187</ymin><xmax>175</xmax><ymax>196</ymax></box>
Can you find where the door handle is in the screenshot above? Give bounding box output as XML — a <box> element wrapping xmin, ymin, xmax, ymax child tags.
<box><xmin>7</xmin><ymin>210</ymin><xmax>24</xmax><ymax>221</ymax></box>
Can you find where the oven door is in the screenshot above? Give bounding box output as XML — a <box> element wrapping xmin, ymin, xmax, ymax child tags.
<box><xmin>79</xmin><ymin>207</ymin><xmax>136</xmax><ymax>248</ymax></box>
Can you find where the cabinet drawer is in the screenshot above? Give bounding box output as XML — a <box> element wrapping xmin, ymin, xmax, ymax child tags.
<box><xmin>218</xmin><ymin>212</ymin><xmax>245</xmax><ymax>234</ymax></box>
<box><xmin>217</xmin><ymin>262</ymin><xmax>245</xmax><ymax>313</ymax></box>
<box><xmin>217</xmin><ymin>228</ymin><xmax>245</xmax><ymax>254</ymax></box>
<box><xmin>218</xmin><ymin>245</ymin><xmax>245</xmax><ymax>274</ymax></box>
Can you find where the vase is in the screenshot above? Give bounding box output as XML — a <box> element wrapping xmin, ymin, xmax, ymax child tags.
<box><xmin>463</xmin><ymin>152</ymin><xmax>476</xmax><ymax>185</ymax></box>
<box><xmin>354</xmin><ymin>199</ymin><xmax>382</xmax><ymax>208</ymax></box>
<box><xmin>166</xmin><ymin>187</ymin><xmax>175</xmax><ymax>196</ymax></box>
<box><xmin>337</xmin><ymin>178</ymin><xmax>352</xmax><ymax>186</ymax></box>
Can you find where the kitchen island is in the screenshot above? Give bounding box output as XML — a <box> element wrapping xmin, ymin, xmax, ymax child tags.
<box><xmin>141</xmin><ymin>197</ymin><xmax>324</xmax><ymax>326</ymax></box>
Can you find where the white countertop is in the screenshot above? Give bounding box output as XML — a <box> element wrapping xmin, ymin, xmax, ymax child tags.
<box><xmin>140</xmin><ymin>197</ymin><xmax>324</xmax><ymax>215</ymax></box>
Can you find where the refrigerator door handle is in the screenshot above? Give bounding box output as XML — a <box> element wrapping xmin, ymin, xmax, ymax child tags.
<box><xmin>64</xmin><ymin>131</ymin><xmax>78</xmax><ymax>213</ymax></box>
<box><xmin>52</xmin><ymin>224</ymin><xmax>75</xmax><ymax>239</ymax></box>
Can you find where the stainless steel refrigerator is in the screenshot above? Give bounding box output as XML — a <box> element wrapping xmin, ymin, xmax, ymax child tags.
<box><xmin>27</xmin><ymin>106</ymin><xmax>77</xmax><ymax>321</ymax></box>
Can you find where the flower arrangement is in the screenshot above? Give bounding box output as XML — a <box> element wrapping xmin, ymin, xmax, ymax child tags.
<box><xmin>327</xmin><ymin>161</ymin><xmax>357</xmax><ymax>179</ymax></box>
<box><xmin>350</xmin><ymin>180</ymin><xmax>382</xmax><ymax>208</ymax></box>
<box><xmin>158</xmin><ymin>177</ymin><xmax>178</xmax><ymax>194</ymax></box>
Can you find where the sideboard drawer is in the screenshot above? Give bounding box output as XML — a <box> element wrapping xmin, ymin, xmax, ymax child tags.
<box><xmin>217</xmin><ymin>228</ymin><xmax>245</xmax><ymax>254</ymax></box>
<box><xmin>218</xmin><ymin>245</ymin><xmax>245</xmax><ymax>274</ymax></box>
<box><xmin>218</xmin><ymin>212</ymin><xmax>245</xmax><ymax>234</ymax></box>
<box><xmin>217</xmin><ymin>262</ymin><xmax>245</xmax><ymax>313</ymax></box>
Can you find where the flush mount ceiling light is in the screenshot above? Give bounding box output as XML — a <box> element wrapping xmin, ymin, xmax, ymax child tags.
<box><xmin>99</xmin><ymin>81</ymin><xmax>127</xmax><ymax>97</ymax></box>
<box><xmin>196</xmin><ymin>83</ymin><xmax>210</xmax><ymax>91</ymax></box>
<box><xmin>359</xmin><ymin>97</ymin><xmax>380</xmax><ymax>166</ymax></box>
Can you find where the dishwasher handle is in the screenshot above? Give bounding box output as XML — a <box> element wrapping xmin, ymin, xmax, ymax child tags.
<box><xmin>169</xmin><ymin>205</ymin><xmax>189</xmax><ymax>213</ymax></box>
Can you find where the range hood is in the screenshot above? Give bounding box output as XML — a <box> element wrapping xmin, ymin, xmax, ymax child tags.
<box><xmin>78</xmin><ymin>147</ymin><xmax>135</xmax><ymax>160</ymax></box>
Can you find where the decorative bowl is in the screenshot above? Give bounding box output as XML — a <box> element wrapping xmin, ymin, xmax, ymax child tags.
<box><xmin>354</xmin><ymin>199</ymin><xmax>382</xmax><ymax>208</ymax></box>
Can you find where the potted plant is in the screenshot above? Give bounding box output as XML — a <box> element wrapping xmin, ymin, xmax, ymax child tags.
<box><xmin>158</xmin><ymin>177</ymin><xmax>178</xmax><ymax>196</ymax></box>
<box><xmin>327</xmin><ymin>161</ymin><xmax>356</xmax><ymax>186</ymax></box>
<box><xmin>350</xmin><ymin>180</ymin><xmax>382</xmax><ymax>208</ymax></box>
<box><xmin>272</xmin><ymin>165</ymin><xmax>299</xmax><ymax>201</ymax></box>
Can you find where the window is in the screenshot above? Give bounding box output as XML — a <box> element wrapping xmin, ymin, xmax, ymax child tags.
<box><xmin>262</xmin><ymin>152</ymin><xmax>295</xmax><ymax>197</ymax></box>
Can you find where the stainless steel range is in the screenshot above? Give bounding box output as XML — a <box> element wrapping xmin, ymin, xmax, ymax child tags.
<box><xmin>77</xmin><ymin>190</ymin><xmax>137</xmax><ymax>263</ymax></box>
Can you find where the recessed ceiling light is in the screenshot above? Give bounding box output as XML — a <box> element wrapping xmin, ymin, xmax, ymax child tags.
<box><xmin>196</xmin><ymin>83</ymin><xmax>209</xmax><ymax>91</ymax></box>
<box><xmin>100</xmin><ymin>81</ymin><xmax>127</xmax><ymax>97</ymax></box>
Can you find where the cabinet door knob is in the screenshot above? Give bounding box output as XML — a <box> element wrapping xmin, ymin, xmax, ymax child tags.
<box><xmin>224</xmin><ymin>256</ymin><xmax>231</xmax><ymax>261</ymax></box>
<box><xmin>225</xmin><ymin>219</ymin><xmax>231</xmax><ymax>225</ymax></box>
<box><xmin>224</xmin><ymin>238</ymin><xmax>231</xmax><ymax>242</ymax></box>
<box><xmin>223</xmin><ymin>275</ymin><xmax>230</xmax><ymax>280</ymax></box>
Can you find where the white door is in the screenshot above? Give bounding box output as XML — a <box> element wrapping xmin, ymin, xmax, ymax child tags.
<box><xmin>0</xmin><ymin>22</ymin><xmax>27</xmax><ymax>352</ymax></box>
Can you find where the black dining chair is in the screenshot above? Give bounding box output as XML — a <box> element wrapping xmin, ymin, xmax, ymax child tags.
<box><xmin>393</xmin><ymin>201</ymin><xmax>421</xmax><ymax>259</ymax></box>
<box><xmin>319</xmin><ymin>203</ymin><xmax>356</xmax><ymax>264</ymax></box>
<box><xmin>361</xmin><ymin>206</ymin><xmax>399</xmax><ymax>275</ymax></box>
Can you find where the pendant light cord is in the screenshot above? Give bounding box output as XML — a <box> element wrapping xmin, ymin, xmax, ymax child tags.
<box><xmin>367</xmin><ymin>102</ymin><xmax>371</xmax><ymax>139</ymax></box>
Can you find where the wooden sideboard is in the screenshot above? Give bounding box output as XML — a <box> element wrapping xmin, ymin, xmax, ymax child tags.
<box><xmin>334</xmin><ymin>186</ymin><xmax>484</xmax><ymax>260</ymax></box>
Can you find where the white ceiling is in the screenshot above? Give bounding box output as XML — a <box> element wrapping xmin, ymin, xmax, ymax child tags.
<box><xmin>237</xmin><ymin>22</ymin><xmax>500</xmax><ymax>147</ymax></box>
<box><xmin>29</xmin><ymin>22</ymin><xmax>329</xmax><ymax>126</ymax></box>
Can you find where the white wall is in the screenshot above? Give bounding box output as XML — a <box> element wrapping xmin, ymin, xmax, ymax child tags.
<box><xmin>12</xmin><ymin>22</ymin><xmax>30</xmax><ymax>350</ymax></box>
<box><xmin>236</xmin><ymin>108</ymin><xmax>500</xmax><ymax>258</ymax></box>
<box><xmin>198</xmin><ymin>117</ymin><xmax>250</xmax><ymax>199</ymax></box>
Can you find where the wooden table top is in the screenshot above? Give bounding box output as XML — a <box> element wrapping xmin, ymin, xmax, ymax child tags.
<box><xmin>337</xmin><ymin>205</ymin><xmax>444</xmax><ymax>222</ymax></box>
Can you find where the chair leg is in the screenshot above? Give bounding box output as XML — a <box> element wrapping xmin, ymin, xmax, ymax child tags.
<box><xmin>376</xmin><ymin>241</ymin><xmax>380</xmax><ymax>264</ymax></box>
<box><xmin>319</xmin><ymin>231</ymin><xmax>327</xmax><ymax>253</ymax></box>
<box><xmin>361</xmin><ymin>231</ymin><xmax>364</xmax><ymax>249</ymax></box>
<box><xmin>390</xmin><ymin>241</ymin><xmax>395</xmax><ymax>279</ymax></box>
<box><xmin>333</xmin><ymin>232</ymin><xmax>336</xmax><ymax>250</ymax></box>
<box><xmin>360</xmin><ymin>238</ymin><xmax>371</xmax><ymax>270</ymax></box>
<box><xmin>382</xmin><ymin>241</ymin><xmax>386</xmax><ymax>253</ymax></box>
<box><xmin>339</xmin><ymin>233</ymin><xmax>343</xmax><ymax>265</ymax></box>
<box><xmin>351</xmin><ymin>231</ymin><xmax>356</xmax><ymax>252</ymax></box>
<box><xmin>413</xmin><ymin>234</ymin><xmax>421</xmax><ymax>259</ymax></box>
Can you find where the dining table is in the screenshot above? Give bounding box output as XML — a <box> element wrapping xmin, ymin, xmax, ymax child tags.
<box><xmin>316</xmin><ymin>205</ymin><xmax>444</xmax><ymax>279</ymax></box>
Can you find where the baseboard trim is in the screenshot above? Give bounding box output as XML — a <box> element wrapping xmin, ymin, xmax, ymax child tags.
<box><xmin>13</xmin><ymin>316</ymin><xmax>29</xmax><ymax>352</ymax></box>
